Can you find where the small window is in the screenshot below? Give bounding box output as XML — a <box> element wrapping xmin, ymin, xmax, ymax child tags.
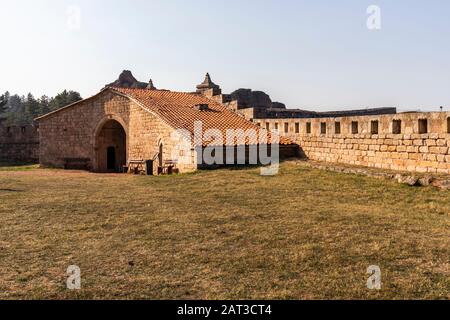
<box><xmin>295</xmin><ymin>123</ymin><xmax>300</xmax><ymax>134</ymax></box>
<box><xmin>351</xmin><ymin>121</ymin><xmax>359</xmax><ymax>134</ymax></box>
<box><xmin>21</xmin><ymin>127</ymin><xmax>26</xmax><ymax>134</ymax></box>
<box><xmin>335</xmin><ymin>122</ymin><xmax>341</xmax><ymax>134</ymax></box>
<box><xmin>447</xmin><ymin>117</ymin><xmax>450</xmax><ymax>134</ymax></box>
<box><xmin>371</xmin><ymin>120</ymin><xmax>379</xmax><ymax>134</ymax></box>
<box><xmin>274</xmin><ymin>123</ymin><xmax>279</xmax><ymax>131</ymax></box>
<box><xmin>284</xmin><ymin>123</ymin><xmax>289</xmax><ymax>133</ymax></box>
<box><xmin>266</xmin><ymin>123</ymin><xmax>270</xmax><ymax>131</ymax></box>
<box><xmin>320</xmin><ymin>122</ymin><xmax>327</xmax><ymax>134</ymax></box>
<box><xmin>418</xmin><ymin>119</ymin><xmax>428</xmax><ymax>134</ymax></box>
<box><xmin>6</xmin><ymin>127</ymin><xmax>11</xmax><ymax>133</ymax></box>
<box><xmin>306</xmin><ymin>122</ymin><xmax>311</xmax><ymax>134</ymax></box>
<box><xmin>392</xmin><ymin>120</ymin><xmax>402</xmax><ymax>134</ymax></box>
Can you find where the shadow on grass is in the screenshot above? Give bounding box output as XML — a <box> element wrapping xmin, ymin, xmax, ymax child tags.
<box><xmin>0</xmin><ymin>161</ymin><xmax>39</xmax><ymax>171</ymax></box>
<box><xmin>0</xmin><ymin>189</ymin><xmax>24</xmax><ymax>192</ymax></box>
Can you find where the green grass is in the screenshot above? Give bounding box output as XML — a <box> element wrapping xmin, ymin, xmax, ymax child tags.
<box><xmin>0</xmin><ymin>161</ymin><xmax>449</xmax><ymax>300</ymax></box>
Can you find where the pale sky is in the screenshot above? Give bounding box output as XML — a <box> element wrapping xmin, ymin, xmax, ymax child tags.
<box><xmin>1</xmin><ymin>0</ymin><xmax>450</xmax><ymax>111</ymax></box>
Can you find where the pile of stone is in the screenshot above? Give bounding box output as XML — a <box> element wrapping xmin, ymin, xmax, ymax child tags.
<box><xmin>296</xmin><ymin>160</ymin><xmax>450</xmax><ymax>190</ymax></box>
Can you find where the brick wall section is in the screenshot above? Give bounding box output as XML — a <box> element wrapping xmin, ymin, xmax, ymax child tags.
<box><xmin>38</xmin><ymin>90</ymin><xmax>197</xmax><ymax>173</ymax></box>
<box><xmin>0</xmin><ymin>124</ymin><xmax>39</xmax><ymax>162</ymax></box>
<box><xmin>255</xmin><ymin>111</ymin><xmax>450</xmax><ymax>174</ymax></box>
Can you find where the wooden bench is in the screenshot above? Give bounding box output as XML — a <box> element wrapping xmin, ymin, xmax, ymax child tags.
<box><xmin>160</xmin><ymin>160</ymin><xmax>179</xmax><ymax>175</ymax></box>
<box><xmin>127</xmin><ymin>159</ymin><xmax>146</xmax><ymax>175</ymax></box>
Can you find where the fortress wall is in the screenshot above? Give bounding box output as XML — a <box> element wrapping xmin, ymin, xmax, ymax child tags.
<box><xmin>255</xmin><ymin>112</ymin><xmax>450</xmax><ymax>174</ymax></box>
<box><xmin>0</xmin><ymin>124</ymin><xmax>40</xmax><ymax>162</ymax></box>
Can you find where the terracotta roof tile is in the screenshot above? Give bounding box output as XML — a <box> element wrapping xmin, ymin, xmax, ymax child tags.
<box><xmin>111</xmin><ymin>87</ymin><xmax>293</xmax><ymax>147</ymax></box>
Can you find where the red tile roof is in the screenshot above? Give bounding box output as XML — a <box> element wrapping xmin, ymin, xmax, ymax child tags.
<box><xmin>111</xmin><ymin>87</ymin><xmax>293</xmax><ymax>147</ymax></box>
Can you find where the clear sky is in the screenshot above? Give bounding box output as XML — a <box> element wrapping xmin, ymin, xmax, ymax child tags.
<box><xmin>1</xmin><ymin>0</ymin><xmax>449</xmax><ymax>111</ymax></box>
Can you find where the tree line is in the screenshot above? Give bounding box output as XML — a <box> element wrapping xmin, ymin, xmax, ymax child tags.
<box><xmin>0</xmin><ymin>90</ymin><xmax>82</xmax><ymax>125</ymax></box>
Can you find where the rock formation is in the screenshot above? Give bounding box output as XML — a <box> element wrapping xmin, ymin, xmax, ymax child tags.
<box><xmin>229</xmin><ymin>89</ymin><xmax>286</xmax><ymax>110</ymax></box>
<box><xmin>105</xmin><ymin>70</ymin><xmax>149</xmax><ymax>89</ymax></box>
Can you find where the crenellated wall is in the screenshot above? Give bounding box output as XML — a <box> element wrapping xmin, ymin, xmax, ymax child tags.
<box><xmin>255</xmin><ymin>112</ymin><xmax>450</xmax><ymax>174</ymax></box>
<box><xmin>0</xmin><ymin>124</ymin><xmax>40</xmax><ymax>162</ymax></box>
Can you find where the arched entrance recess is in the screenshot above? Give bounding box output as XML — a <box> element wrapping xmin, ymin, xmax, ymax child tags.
<box><xmin>94</xmin><ymin>119</ymin><xmax>127</xmax><ymax>172</ymax></box>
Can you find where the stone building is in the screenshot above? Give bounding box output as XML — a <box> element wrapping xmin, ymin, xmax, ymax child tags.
<box><xmin>0</xmin><ymin>123</ymin><xmax>39</xmax><ymax>162</ymax></box>
<box><xmin>36</xmin><ymin>82</ymin><xmax>296</xmax><ymax>173</ymax></box>
<box><xmin>28</xmin><ymin>71</ymin><xmax>450</xmax><ymax>175</ymax></box>
<box><xmin>193</xmin><ymin>72</ymin><xmax>450</xmax><ymax>175</ymax></box>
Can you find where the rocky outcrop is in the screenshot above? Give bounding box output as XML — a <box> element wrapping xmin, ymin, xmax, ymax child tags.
<box><xmin>296</xmin><ymin>160</ymin><xmax>450</xmax><ymax>190</ymax></box>
<box><xmin>105</xmin><ymin>70</ymin><xmax>149</xmax><ymax>89</ymax></box>
<box><xmin>271</xmin><ymin>102</ymin><xmax>287</xmax><ymax>109</ymax></box>
<box><xmin>230</xmin><ymin>89</ymin><xmax>285</xmax><ymax>110</ymax></box>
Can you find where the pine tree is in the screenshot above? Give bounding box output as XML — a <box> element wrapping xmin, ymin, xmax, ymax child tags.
<box><xmin>38</xmin><ymin>95</ymin><xmax>50</xmax><ymax>116</ymax></box>
<box><xmin>0</xmin><ymin>93</ymin><xmax>8</xmax><ymax>114</ymax></box>
<box><xmin>24</xmin><ymin>93</ymin><xmax>40</xmax><ymax>123</ymax></box>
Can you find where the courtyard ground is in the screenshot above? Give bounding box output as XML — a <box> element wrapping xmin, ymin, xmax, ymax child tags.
<box><xmin>0</xmin><ymin>161</ymin><xmax>448</xmax><ymax>300</ymax></box>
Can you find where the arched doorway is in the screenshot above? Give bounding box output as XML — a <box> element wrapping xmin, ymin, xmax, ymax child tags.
<box><xmin>95</xmin><ymin>120</ymin><xmax>126</xmax><ymax>172</ymax></box>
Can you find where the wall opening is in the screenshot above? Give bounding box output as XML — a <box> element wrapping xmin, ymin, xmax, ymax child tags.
<box><xmin>284</xmin><ymin>123</ymin><xmax>289</xmax><ymax>133</ymax></box>
<box><xmin>107</xmin><ymin>147</ymin><xmax>116</xmax><ymax>170</ymax></box>
<box><xmin>266</xmin><ymin>123</ymin><xmax>270</xmax><ymax>131</ymax></box>
<box><xmin>447</xmin><ymin>117</ymin><xmax>450</xmax><ymax>133</ymax></box>
<box><xmin>159</xmin><ymin>143</ymin><xmax>164</xmax><ymax>168</ymax></box>
<box><xmin>351</xmin><ymin>121</ymin><xmax>359</xmax><ymax>134</ymax></box>
<box><xmin>274</xmin><ymin>123</ymin><xmax>279</xmax><ymax>131</ymax></box>
<box><xmin>95</xmin><ymin>119</ymin><xmax>126</xmax><ymax>173</ymax></box>
<box><xmin>419</xmin><ymin>119</ymin><xmax>428</xmax><ymax>134</ymax></box>
<box><xmin>320</xmin><ymin>122</ymin><xmax>327</xmax><ymax>134</ymax></box>
<box><xmin>371</xmin><ymin>121</ymin><xmax>379</xmax><ymax>134</ymax></box>
<box><xmin>335</xmin><ymin>122</ymin><xmax>341</xmax><ymax>134</ymax></box>
<box><xmin>295</xmin><ymin>123</ymin><xmax>300</xmax><ymax>134</ymax></box>
<box><xmin>306</xmin><ymin>122</ymin><xmax>311</xmax><ymax>134</ymax></box>
<box><xmin>392</xmin><ymin>120</ymin><xmax>402</xmax><ymax>134</ymax></box>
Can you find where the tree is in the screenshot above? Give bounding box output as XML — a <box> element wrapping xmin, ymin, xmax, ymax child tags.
<box><xmin>24</xmin><ymin>93</ymin><xmax>40</xmax><ymax>123</ymax></box>
<box><xmin>38</xmin><ymin>95</ymin><xmax>50</xmax><ymax>115</ymax></box>
<box><xmin>0</xmin><ymin>93</ymin><xmax>8</xmax><ymax>114</ymax></box>
<box><xmin>2</xmin><ymin>89</ymin><xmax>82</xmax><ymax>125</ymax></box>
<box><xmin>49</xmin><ymin>90</ymin><xmax>82</xmax><ymax>111</ymax></box>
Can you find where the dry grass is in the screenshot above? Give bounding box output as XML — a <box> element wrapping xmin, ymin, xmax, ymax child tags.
<box><xmin>0</xmin><ymin>161</ymin><xmax>449</xmax><ymax>300</ymax></box>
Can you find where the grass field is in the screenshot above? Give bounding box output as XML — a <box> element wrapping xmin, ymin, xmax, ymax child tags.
<box><xmin>0</xmin><ymin>161</ymin><xmax>449</xmax><ymax>300</ymax></box>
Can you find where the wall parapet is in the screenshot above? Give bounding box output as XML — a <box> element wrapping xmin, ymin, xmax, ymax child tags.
<box><xmin>0</xmin><ymin>124</ymin><xmax>39</xmax><ymax>162</ymax></box>
<box><xmin>255</xmin><ymin>111</ymin><xmax>450</xmax><ymax>174</ymax></box>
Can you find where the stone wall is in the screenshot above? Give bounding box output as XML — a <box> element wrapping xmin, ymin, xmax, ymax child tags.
<box><xmin>255</xmin><ymin>111</ymin><xmax>450</xmax><ymax>174</ymax></box>
<box><xmin>38</xmin><ymin>90</ymin><xmax>197</xmax><ymax>173</ymax></box>
<box><xmin>0</xmin><ymin>124</ymin><xmax>39</xmax><ymax>162</ymax></box>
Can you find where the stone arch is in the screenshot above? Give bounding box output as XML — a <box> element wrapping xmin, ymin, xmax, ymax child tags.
<box><xmin>93</xmin><ymin>116</ymin><xmax>128</xmax><ymax>172</ymax></box>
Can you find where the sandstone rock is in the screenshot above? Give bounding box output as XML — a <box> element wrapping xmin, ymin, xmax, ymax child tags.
<box><xmin>431</xmin><ymin>179</ymin><xmax>450</xmax><ymax>190</ymax></box>
<box><xmin>105</xmin><ymin>70</ymin><xmax>148</xmax><ymax>89</ymax></box>
<box><xmin>271</xmin><ymin>102</ymin><xmax>287</xmax><ymax>109</ymax></box>
<box><xmin>230</xmin><ymin>89</ymin><xmax>274</xmax><ymax>110</ymax></box>
<box><xmin>397</xmin><ymin>175</ymin><xmax>419</xmax><ymax>186</ymax></box>
<box><xmin>417</xmin><ymin>176</ymin><xmax>433</xmax><ymax>187</ymax></box>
